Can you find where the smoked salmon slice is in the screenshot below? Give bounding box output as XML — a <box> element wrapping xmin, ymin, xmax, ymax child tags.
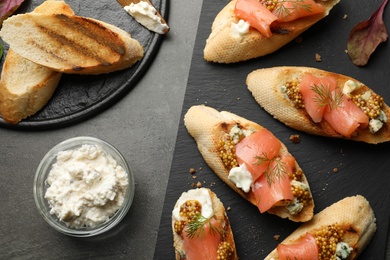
<box><xmin>277</xmin><ymin>232</ymin><xmax>319</xmax><ymax>260</ymax></box>
<box><xmin>323</xmin><ymin>90</ymin><xmax>369</xmax><ymax>137</ymax></box>
<box><xmin>182</xmin><ymin>218</ymin><xmax>222</xmax><ymax>260</ymax></box>
<box><xmin>234</xmin><ymin>0</ymin><xmax>278</xmax><ymax>38</ymax></box>
<box><xmin>299</xmin><ymin>73</ymin><xmax>337</xmax><ymax>123</ymax></box>
<box><xmin>236</xmin><ymin>129</ymin><xmax>294</xmax><ymax>213</ymax></box>
<box><xmin>274</xmin><ymin>0</ymin><xmax>325</xmax><ymax>22</ymax></box>
<box><xmin>235</xmin><ymin>128</ymin><xmax>281</xmax><ymax>181</ymax></box>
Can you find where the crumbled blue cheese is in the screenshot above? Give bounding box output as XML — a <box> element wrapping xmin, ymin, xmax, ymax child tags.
<box><xmin>228</xmin><ymin>164</ymin><xmax>253</xmax><ymax>193</ymax></box>
<box><xmin>229</xmin><ymin>124</ymin><xmax>253</xmax><ymax>144</ymax></box>
<box><xmin>287</xmin><ymin>180</ymin><xmax>309</xmax><ymax>214</ymax></box>
<box><xmin>287</xmin><ymin>197</ymin><xmax>303</xmax><ymax>215</ymax></box>
<box><xmin>343</xmin><ymin>80</ymin><xmax>364</xmax><ymax>96</ymax></box>
<box><xmin>335</xmin><ymin>242</ymin><xmax>353</xmax><ymax>260</ymax></box>
<box><xmin>172</xmin><ymin>188</ymin><xmax>213</xmax><ymax>221</ymax></box>
<box><xmin>231</xmin><ymin>19</ymin><xmax>250</xmax><ymax>38</ymax></box>
<box><xmin>369</xmin><ymin>108</ymin><xmax>387</xmax><ymax>133</ymax></box>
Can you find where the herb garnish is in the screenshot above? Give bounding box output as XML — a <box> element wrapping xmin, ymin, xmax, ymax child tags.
<box><xmin>311</xmin><ymin>84</ymin><xmax>343</xmax><ymax>111</ymax></box>
<box><xmin>254</xmin><ymin>152</ymin><xmax>287</xmax><ymax>186</ymax></box>
<box><xmin>273</xmin><ymin>0</ymin><xmax>313</xmax><ymax>19</ymax></box>
<box><xmin>185</xmin><ymin>213</ymin><xmax>224</xmax><ymax>239</ymax></box>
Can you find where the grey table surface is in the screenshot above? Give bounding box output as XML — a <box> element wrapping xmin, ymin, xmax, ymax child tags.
<box><xmin>0</xmin><ymin>0</ymin><xmax>201</xmax><ymax>259</ymax></box>
<box><xmin>0</xmin><ymin>0</ymin><xmax>388</xmax><ymax>259</ymax></box>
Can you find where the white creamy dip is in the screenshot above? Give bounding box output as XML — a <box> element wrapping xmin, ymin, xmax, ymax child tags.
<box><xmin>172</xmin><ymin>188</ymin><xmax>213</xmax><ymax>221</ymax></box>
<box><xmin>45</xmin><ymin>144</ymin><xmax>128</xmax><ymax>228</ymax></box>
<box><xmin>124</xmin><ymin>1</ymin><xmax>169</xmax><ymax>34</ymax></box>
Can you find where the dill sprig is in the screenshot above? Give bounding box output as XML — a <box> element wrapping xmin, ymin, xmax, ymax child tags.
<box><xmin>185</xmin><ymin>213</ymin><xmax>224</xmax><ymax>239</ymax></box>
<box><xmin>273</xmin><ymin>0</ymin><xmax>313</xmax><ymax>19</ymax></box>
<box><xmin>311</xmin><ymin>84</ymin><xmax>344</xmax><ymax>111</ymax></box>
<box><xmin>254</xmin><ymin>152</ymin><xmax>287</xmax><ymax>186</ymax></box>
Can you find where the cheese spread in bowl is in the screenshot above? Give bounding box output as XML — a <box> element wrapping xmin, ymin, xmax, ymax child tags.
<box><xmin>33</xmin><ymin>136</ymin><xmax>135</xmax><ymax>237</ymax></box>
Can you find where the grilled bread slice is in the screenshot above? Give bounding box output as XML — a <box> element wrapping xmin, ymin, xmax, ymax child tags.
<box><xmin>264</xmin><ymin>195</ymin><xmax>376</xmax><ymax>260</ymax></box>
<box><xmin>0</xmin><ymin>12</ymin><xmax>144</xmax><ymax>74</ymax></box>
<box><xmin>247</xmin><ymin>66</ymin><xmax>390</xmax><ymax>144</ymax></box>
<box><xmin>184</xmin><ymin>105</ymin><xmax>315</xmax><ymax>222</ymax></box>
<box><xmin>204</xmin><ymin>0</ymin><xmax>340</xmax><ymax>63</ymax></box>
<box><xmin>0</xmin><ymin>0</ymin><xmax>74</xmax><ymax>124</ymax></box>
<box><xmin>172</xmin><ymin>188</ymin><xmax>238</xmax><ymax>260</ymax></box>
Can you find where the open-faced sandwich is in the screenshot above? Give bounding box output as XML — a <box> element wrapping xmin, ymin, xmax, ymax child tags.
<box><xmin>172</xmin><ymin>188</ymin><xmax>238</xmax><ymax>260</ymax></box>
<box><xmin>204</xmin><ymin>0</ymin><xmax>340</xmax><ymax>63</ymax></box>
<box><xmin>184</xmin><ymin>105</ymin><xmax>314</xmax><ymax>222</ymax></box>
<box><xmin>265</xmin><ymin>195</ymin><xmax>377</xmax><ymax>260</ymax></box>
<box><xmin>247</xmin><ymin>66</ymin><xmax>390</xmax><ymax>144</ymax></box>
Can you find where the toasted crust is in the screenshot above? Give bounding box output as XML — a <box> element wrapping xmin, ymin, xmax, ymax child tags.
<box><xmin>0</xmin><ymin>1</ymin><xmax>74</xmax><ymax>124</ymax></box>
<box><xmin>204</xmin><ymin>0</ymin><xmax>340</xmax><ymax>63</ymax></box>
<box><xmin>247</xmin><ymin>66</ymin><xmax>390</xmax><ymax>144</ymax></box>
<box><xmin>184</xmin><ymin>105</ymin><xmax>314</xmax><ymax>222</ymax></box>
<box><xmin>0</xmin><ymin>12</ymin><xmax>144</xmax><ymax>74</ymax></box>
<box><xmin>265</xmin><ymin>195</ymin><xmax>377</xmax><ymax>259</ymax></box>
<box><xmin>172</xmin><ymin>188</ymin><xmax>238</xmax><ymax>260</ymax></box>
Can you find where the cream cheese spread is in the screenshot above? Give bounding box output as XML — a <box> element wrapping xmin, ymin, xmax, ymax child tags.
<box><xmin>172</xmin><ymin>188</ymin><xmax>213</xmax><ymax>221</ymax></box>
<box><xmin>231</xmin><ymin>19</ymin><xmax>250</xmax><ymax>38</ymax></box>
<box><xmin>124</xmin><ymin>1</ymin><xmax>169</xmax><ymax>34</ymax></box>
<box><xmin>45</xmin><ymin>144</ymin><xmax>128</xmax><ymax>228</ymax></box>
<box><xmin>228</xmin><ymin>164</ymin><xmax>253</xmax><ymax>192</ymax></box>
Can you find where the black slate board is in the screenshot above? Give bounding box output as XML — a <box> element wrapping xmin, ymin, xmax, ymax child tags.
<box><xmin>0</xmin><ymin>0</ymin><xmax>168</xmax><ymax>130</ymax></box>
<box><xmin>155</xmin><ymin>0</ymin><xmax>390</xmax><ymax>259</ymax></box>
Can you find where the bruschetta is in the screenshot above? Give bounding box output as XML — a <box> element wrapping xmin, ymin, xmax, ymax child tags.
<box><xmin>204</xmin><ymin>0</ymin><xmax>340</xmax><ymax>63</ymax></box>
<box><xmin>264</xmin><ymin>195</ymin><xmax>377</xmax><ymax>260</ymax></box>
<box><xmin>247</xmin><ymin>66</ymin><xmax>390</xmax><ymax>144</ymax></box>
<box><xmin>184</xmin><ymin>105</ymin><xmax>315</xmax><ymax>222</ymax></box>
<box><xmin>172</xmin><ymin>188</ymin><xmax>238</xmax><ymax>260</ymax></box>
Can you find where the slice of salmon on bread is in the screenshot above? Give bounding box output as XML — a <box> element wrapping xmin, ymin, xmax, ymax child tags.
<box><xmin>0</xmin><ymin>0</ymin><xmax>74</xmax><ymax>124</ymax></box>
<box><xmin>264</xmin><ymin>195</ymin><xmax>376</xmax><ymax>260</ymax></box>
<box><xmin>204</xmin><ymin>0</ymin><xmax>340</xmax><ymax>63</ymax></box>
<box><xmin>184</xmin><ymin>105</ymin><xmax>315</xmax><ymax>222</ymax></box>
<box><xmin>247</xmin><ymin>66</ymin><xmax>390</xmax><ymax>144</ymax></box>
<box><xmin>172</xmin><ymin>188</ymin><xmax>238</xmax><ymax>260</ymax></box>
<box><xmin>0</xmin><ymin>11</ymin><xmax>144</xmax><ymax>74</ymax></box>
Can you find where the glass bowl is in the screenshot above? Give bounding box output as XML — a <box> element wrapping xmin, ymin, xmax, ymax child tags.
<box><xmin>33</xmin><ymin>136</ymin><xmax>135</xmax><ymax>237</ymax></box>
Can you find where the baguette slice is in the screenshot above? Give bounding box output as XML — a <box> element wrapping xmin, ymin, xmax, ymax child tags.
<box><xmin>172</xmin><ymin>188</ymin><xmax>238</xmax><ymax>260</ymax></box>
<box><xmin>0</xmin><ymin>12</ymin><xmax>144</xmax><ymax>74</ymax></box>
<box><xmin>204</xmin><ymin>0</ymin><xmax>340</xmax><ymax>63</ymax></box>
<box><xmin>0</xmin><ymin>0</ymin><xmax>74</xmax><ymax>124</ymax></box>
<box><xmin>247</xmin><ymin>66</ymin><xmax>390</xmax><ymax>144</ymax></box>
<box><xmin>184</xmin><ymin>105</ymin><xmax>314</xmax><ymax>222</ymax></box>
<box><xmin>265</xmin><ymin>195</ymin><xmax>377</xmax><ymax>260</ymax></box>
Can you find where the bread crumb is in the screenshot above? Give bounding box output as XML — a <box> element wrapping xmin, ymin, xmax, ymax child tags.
<box><xmin>290</xmin><ymin>134</ymin><xmax>300</xmax><ymax>144</ymax></box>
<box><xmin>227</xmin><ymin>206</ymin><xmax>231</xmax><ymax>211</ymax></box>
<box><xmin>343</xmin><ymin>14</ymin><xmax>348</xmax><ymax>19</ymax></box>
<box><xmin>295</xmin><ymin>36</ymin><xmax>303</xmax><ymax>43</ymax></box>
<box><xmin>192</xmin><ymin>175</ymin><xmax>197</xmax><ymax>179</ymax></box>
<box><xmin>273</xmin><ymin>235</ymin><xmax>280</xmax><ymax>241</ymax></box>
<box><xmin>344</xmin><ymin>49</ymin><xmax>348</xmax><ymax>54</ymax></box>
<box><xmin>333</xmin><ymin>167</ymin><xmax>339</xmax><ymax>173</ymax></box>
<box><xmin>315</xmin><ymin>53</ymin><xmax>322</xmax><ymax>62</ymax></box>
<box><xmin>196</xmin><ymin>181</ymin><xmax>202</xmax><ymax>188</ymax></box>
<box><xmin>189</xmin><ymin>168</ymin><xmax>196</xmax><ymax>174</ymax></box>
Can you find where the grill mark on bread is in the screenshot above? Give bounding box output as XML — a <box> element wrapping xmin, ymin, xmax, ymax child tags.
<box><xmin>30</xmin><ymin>14</ymin><xmax>127</xmax><ymax>69</ymax></box>
<box><xmin>55</xmin><ymin>14</ymin><xmax>126</xmax><ymax>56</ymax></box>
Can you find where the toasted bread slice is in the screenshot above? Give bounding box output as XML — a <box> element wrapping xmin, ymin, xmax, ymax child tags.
<box><xmin>172</xmin><ymin>188</ymin><xmax>238</xmax><ymax>260</ymax></box>
<box><xmin>247</xmin><ymin>66</ymin><xmax>390</xmax><ymax>144</ymax></box>
<box><xmin>0</xmin><ymin>0</ymin><xmax>74</xmax><ymax>124</ymax></box>
<box><xmin>265</xmin><ymin>195</ymin><xmax>376</xmax><ymax>259</ymax></box>
<box><xmin>184</xmin><ymin>105</ymin><xmax>314</xmax><ymax>222</ymax></box>
<box><xmin>204</xmin><ymin>0</ymin><xmax>340</xmax><ymax>63</ymax></box>
<box><xmin>0</xmin><ymin>12</ymin><xmax>144</xmax><ymax>74</ymax></box>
